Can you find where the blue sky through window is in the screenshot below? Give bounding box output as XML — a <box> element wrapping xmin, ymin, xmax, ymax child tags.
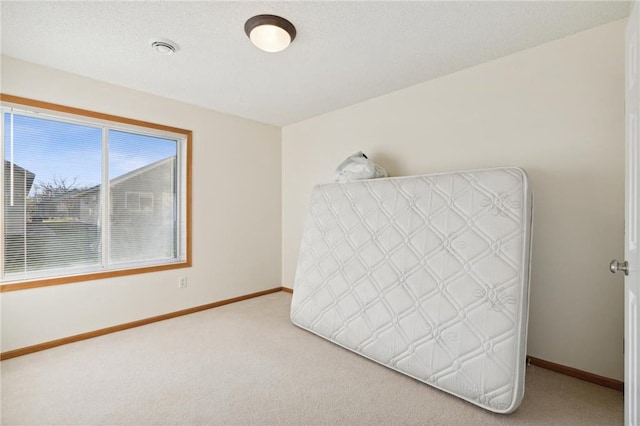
<box><xmin>3</xmin><ymin>112</ymin><xmax>177</xmax><ymax>194</ymax></box>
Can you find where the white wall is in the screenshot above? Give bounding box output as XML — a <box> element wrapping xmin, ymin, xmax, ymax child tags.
<box><xmin>0</xmin><ymin>56</ymin><xmax>282</xmax><ymax>352</ymax></box>
<box><xmin>282</xmin><ymin>20</ymin><xmax>626</xmax><ymax>380</ymax></box>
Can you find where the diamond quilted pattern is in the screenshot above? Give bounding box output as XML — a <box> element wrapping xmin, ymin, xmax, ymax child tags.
<box><xmin>291</xmin><ymin>167</ymin><xmax>532</xmax><ymax>413</ymax></box>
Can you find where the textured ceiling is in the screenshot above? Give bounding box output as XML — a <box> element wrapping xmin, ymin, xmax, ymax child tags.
<box><xmin>0</xmin><ymin>1</ymin><xmax>632</xmax><ymax>126</ymax></box>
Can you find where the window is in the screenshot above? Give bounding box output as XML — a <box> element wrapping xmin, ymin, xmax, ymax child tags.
<box><xmin>0</xmin><ymin>95</ymin><xmax>191</xmax><ymax>291</ymax></box>
<box><xmin>125</xmin><ymin>192</ymin><xmax>154</xmax><ymax>212</ymax></box>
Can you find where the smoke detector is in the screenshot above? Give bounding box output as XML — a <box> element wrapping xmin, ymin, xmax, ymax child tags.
<box><xmin>150</xmin><ymin>38</ymin><xmax>179</xmax><ymax>55</ymax></box>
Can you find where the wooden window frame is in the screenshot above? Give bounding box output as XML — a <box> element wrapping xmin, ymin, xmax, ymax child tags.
<box><xmin>0</xmin><ymin>94</ymin><xmax>192</xmax><ymax>292</ymax></box>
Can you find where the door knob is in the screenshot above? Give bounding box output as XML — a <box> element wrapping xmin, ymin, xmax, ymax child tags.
<box><xmin>609</xmin><ymin>259</ymin><xmax>629</xmax><ymax>275</ymax></box>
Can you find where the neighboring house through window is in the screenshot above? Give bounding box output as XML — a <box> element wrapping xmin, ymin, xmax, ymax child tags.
<box><xmin>0</xmin><ymin>95</ymin><xmax>191</xmax><ymax>290</ymax></box>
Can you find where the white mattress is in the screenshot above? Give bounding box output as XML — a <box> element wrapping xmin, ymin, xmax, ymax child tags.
<box><xmin>290</xmin><ymin>167</ymin><xmax>532</xmax><ymax>413</ymax></box>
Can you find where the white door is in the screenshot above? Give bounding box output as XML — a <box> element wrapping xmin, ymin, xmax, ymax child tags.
<box><xmin>621</xmin><ymin>4</ymin><xmax>640</xmax><ymax>425</ymax></box>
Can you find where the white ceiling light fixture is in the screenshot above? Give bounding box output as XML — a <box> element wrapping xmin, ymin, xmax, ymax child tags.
<box><xmin>150</xmin><ymin>38</ymin><xmax>179</xmax><ymax>55</ymax></box>
<box><xmin>244</xmin><ymin>14</ymin><xmax>296</xmax><ymax>53</ymax></box>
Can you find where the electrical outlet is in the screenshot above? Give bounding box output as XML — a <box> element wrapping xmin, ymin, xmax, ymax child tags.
<box><xmin>178</xmin><ymin>276</ymin><xmax>187</xmax><ymax>288</ymax></box>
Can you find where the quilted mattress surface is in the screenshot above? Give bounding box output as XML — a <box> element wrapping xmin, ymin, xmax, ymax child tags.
<box><xmin>290</xmin><ymin>167</ymin><xmax>532</xmax><ymax>413</ymax></box>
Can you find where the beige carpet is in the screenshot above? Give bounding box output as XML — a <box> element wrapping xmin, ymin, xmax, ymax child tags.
<box><xmin>1</xmin><ymin>292</ymin><xmax>623</xmax><ymax>425</ymax></box>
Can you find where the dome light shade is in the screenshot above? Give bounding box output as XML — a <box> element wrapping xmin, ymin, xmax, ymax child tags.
<box><xmin>245</xmin><ymin>15</ymin><xmax>296</xmax><ymax>53</ymax></box>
